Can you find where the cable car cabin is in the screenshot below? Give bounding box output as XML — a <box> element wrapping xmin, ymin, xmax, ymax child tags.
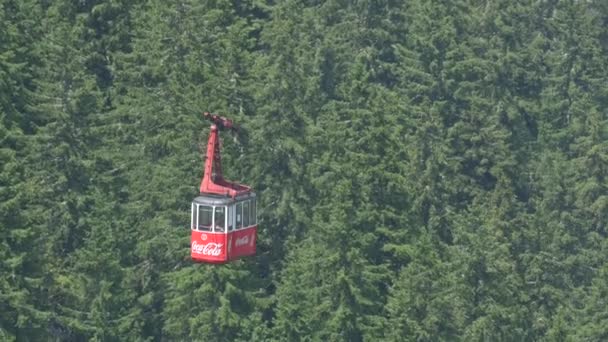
<box><xmin>191</xmin><ymin>193</ymin><xmax>257</xmax><ymax>263</ymax></box>
<box><xmin>190</xmin><ymin>111</ymin><xmax>258</xmax><ymax>264</ymax></box>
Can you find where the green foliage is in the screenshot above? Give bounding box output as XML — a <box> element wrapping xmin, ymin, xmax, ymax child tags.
<box><xmin>1</xmin><ymin>0</ymin><xmax>607</xmax><ymax>340</ymax></box>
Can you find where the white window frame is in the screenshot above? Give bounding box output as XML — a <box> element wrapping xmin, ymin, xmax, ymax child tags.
<box><xmin>243</xmin><ymin>200</ymin><xmax>250</xmax><ymax>228</ymax></box>
<box><xmin>212</xmin><ymin>205</ymin><xmax>228</xmax><ymax>234</ymax></box>
<box><xmin>224</xmin><ymin>206</ymin><xmax>228</xmax><ymax>233</ymax></box>
<box><xmin>197</xmin><ymin>204</ymin><xmax>215</xmax><ymax>231</ymax></box>
<box><xmin>236</xmin><ymin>202</ymin><xmax>243</xmax><ymax>230</ymax></box>
<box><xmin>250</xmin><ymin>198</ymin><xmax>256</xmax><ymax>226</ymax></box>
<box><xmin>191</xmin><ymin>203</ymin><xmax>196</xmax><ymax>230</ymax></box>
<box><xmin>228</xmin><ymin>205</ymin><xmax>234</xmax><ymax>231</ymax></box>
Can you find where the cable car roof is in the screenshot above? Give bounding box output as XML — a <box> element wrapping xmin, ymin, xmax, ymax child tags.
<box><xmin>193</xmin><ymin>192</ymin><xmax>256</xmax><ymax>206</ymax></box>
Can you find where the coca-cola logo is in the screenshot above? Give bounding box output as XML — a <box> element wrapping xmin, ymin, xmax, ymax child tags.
<box><xmin>235</xmin><ymin>235</ymin><xmax>249</xmax><ymax>247</ymax></box>
<box><xmin>192</xmin><ymin>241</ymin><xmax>223</xmax><ymax>256</ymax></box>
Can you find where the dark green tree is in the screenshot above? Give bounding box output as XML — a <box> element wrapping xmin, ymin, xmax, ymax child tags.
<box><xmin>0</xmin><ymin>1</ymin><xmax>50</xmax><ymax>340</ymax></box>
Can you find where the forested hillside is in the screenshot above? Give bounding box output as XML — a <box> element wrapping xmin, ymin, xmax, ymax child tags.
<box><xmin>1</xmin><ymin>0</ymin><xmax>607</xmax><ymax>340</ymax></box>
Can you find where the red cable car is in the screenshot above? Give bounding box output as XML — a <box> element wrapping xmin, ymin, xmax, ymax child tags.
<box><xmin>190</xmin><ymin>112</ymin><xmax>257</xmax><ymax>264</ymax></box>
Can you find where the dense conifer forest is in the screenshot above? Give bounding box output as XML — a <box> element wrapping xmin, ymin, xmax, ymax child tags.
<box><xmin>1</xmin><ymin>0</ymin><xmax>608</xmax><ymax>340</ymax></box>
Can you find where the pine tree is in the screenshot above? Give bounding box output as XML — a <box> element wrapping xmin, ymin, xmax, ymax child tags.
<box><xmin>23</xmin><ymin>1</ymin><xmax>145</xmax><ymax>339</ymax></box>
<box><xmin>270</xmin><ymin>1</ymin><xmax>410</xmax><ymax>339</ymax></box>
<box><xmin>0</xmin><ymin>1</ymin><xmax>50</xmax><ymax>340</ymax></box>
<box><xmin>106</xmin><ymin>0</ymin><xmax>274</xmax><ymax>339</ymax></box>
<box><xmin>525</xmin><ymin>0</ymin><xmax>608</xmax><ymax>337</ymax></box>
